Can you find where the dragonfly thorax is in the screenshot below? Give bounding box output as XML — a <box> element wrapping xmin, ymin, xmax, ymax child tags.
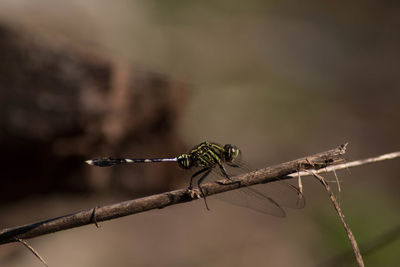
<box><xmin>177</xmin><ymin>142</ymin><xmax>241</xmax><ymax>170</ymax></box>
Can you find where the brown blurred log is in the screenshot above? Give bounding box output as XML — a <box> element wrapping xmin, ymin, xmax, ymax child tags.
<box><xmin>0</xmin><ymin>23</ymin><xmax>188</xmax><ymax>202</ymax></box>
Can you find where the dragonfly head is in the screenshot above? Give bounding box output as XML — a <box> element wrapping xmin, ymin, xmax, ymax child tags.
<box><xmin>177</xmin><ymin>154</ymin><xmax>192</xmax><ymax>169</ymax></box>
<box><xmin>223</xmin><ymin>144</ymin><xmax>241</xmax><ymax>163</ymax></box>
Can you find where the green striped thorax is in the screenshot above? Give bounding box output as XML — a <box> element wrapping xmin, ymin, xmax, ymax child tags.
<box><xmin>177</xmin><ymin>142</ymin><xmax>241</xmax><ymax>169</ymax></box>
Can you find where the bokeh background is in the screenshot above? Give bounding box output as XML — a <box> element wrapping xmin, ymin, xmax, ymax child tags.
<box><xmin>1</xmin><ymin>1</ymin><xmax>399</xmax><ymax>266</ymax></box>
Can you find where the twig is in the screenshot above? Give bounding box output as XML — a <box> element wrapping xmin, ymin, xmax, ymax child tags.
<box><xmin>289</xmin><ymin>151</ymin><xmax>400</xmax><ymax>178</ymax></box>
<box><xmin>15</xmin><ymin>238</ymin><xmax>48</xmax><ymax>267</ymax></box>
<box><xmin>311</xmin><ymin>172</ymin><xmax>364</xmax><ymax>267</ymax></box>
<box><xmin>0</xmin><ymin>143</ymin><xmax>347</xmax><ymax>245</ymax></box>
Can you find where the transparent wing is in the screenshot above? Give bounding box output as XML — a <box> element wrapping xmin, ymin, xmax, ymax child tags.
<box><xmin>215</xmin><ymin>184</ymin><xmax>287</xmax><ymax>217</ymax></box>
<box><xmin>203</xmin><ymin>163</ymin><xmax>305</xmax><ymax>217</ymax></box>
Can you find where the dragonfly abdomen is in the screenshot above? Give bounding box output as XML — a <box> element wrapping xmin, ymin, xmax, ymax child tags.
<box><xmin>86</xmin><ymin>157</ymin><xmax>177</xmax><ymax>167</ymax></box>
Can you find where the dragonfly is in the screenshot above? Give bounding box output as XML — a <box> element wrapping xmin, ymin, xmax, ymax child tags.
<box><xmin>86</xmin><ymin>141</ymin><xmax>305</xmax><ymax>217</ymax></box>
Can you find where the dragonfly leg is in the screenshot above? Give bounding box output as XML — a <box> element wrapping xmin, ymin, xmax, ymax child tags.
<box><xmin>217</xmin><ymin>163</ymin><xmax>241</xmax><ymax>187</ymax></box>
<box><xmin>226</xmin><ymin>162</ymin><xmax>240</xmax><ymax>168</ymax></box>
<box><xmin>217</xmin><ymin>163</ymin><xmax>231</xmax><ymax>179</ymax></box>
<box><xmin>189</xmin><ymin>167</ymin><xmax>210</xmax><ymax>189</ymax></box>
<box><xmin>197</xmin><ymin>168</ymin><xmax>212</xmax><ymax>211</ymax></box>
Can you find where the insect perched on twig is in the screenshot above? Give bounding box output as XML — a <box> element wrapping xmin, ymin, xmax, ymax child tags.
<box><xmin>86</xmin><ymin>141</ymin><xmax>305</xmax><ymax>216</ymax></box>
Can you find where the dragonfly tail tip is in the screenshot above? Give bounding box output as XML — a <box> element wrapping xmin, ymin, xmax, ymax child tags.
<box><xmin>85</xmin><ymin>160</ymin><xmax>94</xmax><ymax>165</ymax></box>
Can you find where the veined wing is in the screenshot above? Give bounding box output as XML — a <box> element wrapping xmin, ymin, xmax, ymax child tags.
<box><xmin>205</xmin><ymin>165</ymin><xmax>305</xmax><ymax>217</ymax></box>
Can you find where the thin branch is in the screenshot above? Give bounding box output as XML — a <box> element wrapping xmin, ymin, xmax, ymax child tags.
<box><xmin>290</xmin><ymin>151</ymin><xmax>400</xmax><ymax>178</ymax></box>
<box><xmin>15</xmin><ymin>238</ymin><xmax>48</xmax><ymax>267</ymax></box>
<box><xmin>297</xmin><ymin>150</ymin><xmax>400</xmax><ymax>267</ymax></box>
<box><xmin>311</xmin><ymin>172</ymin><xmax>364</xmax><ymax>267</ymax></box>
<box><xmin>0</xmin><ymin>143</ymin><xmax>347</xmax><ymax>245</ymax></box>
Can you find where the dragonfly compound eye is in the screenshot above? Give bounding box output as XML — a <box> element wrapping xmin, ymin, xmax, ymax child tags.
<box><xmin>224</xmin><ymin>144</ymin><xmax>240</xmax><ymax>162</ymax></box>
<box><xmin>177</xmin><ymin>154</ymin><xmax>192</xmax><ymax>169</ymax></box>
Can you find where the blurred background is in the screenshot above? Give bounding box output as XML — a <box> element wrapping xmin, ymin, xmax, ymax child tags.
<box><xmin>0</xmin><ymin>1</ymin><xmax>399</xmax><ymax>266</ymax></box>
